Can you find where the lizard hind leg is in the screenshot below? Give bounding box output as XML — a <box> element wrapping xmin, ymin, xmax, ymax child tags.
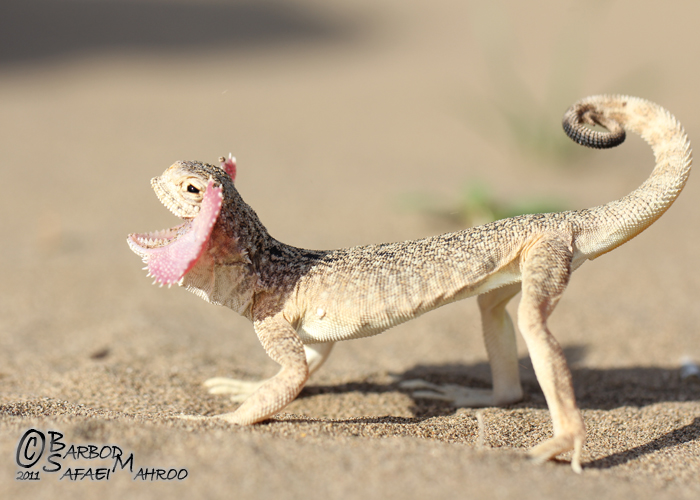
<box><xmin>399</xmin><ymin>283</ymin><xmax>523</xmax><ymax>407</ymax></box>
<box><xmin>517</xmin><ymin>233</ymin><xmax>585</xmax><ymax>473</ymax></box>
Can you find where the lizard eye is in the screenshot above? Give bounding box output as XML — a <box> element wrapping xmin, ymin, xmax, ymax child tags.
<box><xmin>186</xmin><ymin>184</ymin><xmax>200</xmax><ymax>194</ymax></box>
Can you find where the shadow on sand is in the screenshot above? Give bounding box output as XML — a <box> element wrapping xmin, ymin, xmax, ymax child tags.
<box><xmin>297</xmin><ymin>345</ymin><xmax>700</xmax><ymax>469</ymax></box>
<box><xmin>0</xmin><ymin>0</ymin><xmax>363</xmax><ymax>65</ymax></box>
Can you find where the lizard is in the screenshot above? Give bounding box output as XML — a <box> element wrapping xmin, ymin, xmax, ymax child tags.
<box><xmin>127</xmin><ymin>95</ymin><xmax>691</xmax><ymax>472</ymax></box>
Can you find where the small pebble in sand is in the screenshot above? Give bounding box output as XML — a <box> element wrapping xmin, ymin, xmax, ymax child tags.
<box><xmin>680</xmin><ymin>356</ymin><xmax>700</xmax><ymax>380</ymax></box>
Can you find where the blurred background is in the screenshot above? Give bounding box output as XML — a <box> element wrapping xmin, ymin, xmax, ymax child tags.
<box><xmin>1</xmin><ymin>0</ymin><xmax>699</xmax><ymax>397</ymax></box>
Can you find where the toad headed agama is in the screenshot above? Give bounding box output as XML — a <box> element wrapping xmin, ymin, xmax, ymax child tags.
<box><xmin>128</xmin><ymin>95</ymin><xmax>691</xmax><ymax>472</ymax></box>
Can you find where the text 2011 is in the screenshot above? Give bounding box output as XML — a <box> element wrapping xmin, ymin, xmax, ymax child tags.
<box><xmin>16</xmin><ymin>470</ymin><xmax>40</xmax><ymax>481</ymax></box>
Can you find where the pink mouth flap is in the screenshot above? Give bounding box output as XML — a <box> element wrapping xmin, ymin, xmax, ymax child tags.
<box><xmin>147</xmin><ymin>180</ymin><xmax>223</xmax><ymax>285</ymax></box>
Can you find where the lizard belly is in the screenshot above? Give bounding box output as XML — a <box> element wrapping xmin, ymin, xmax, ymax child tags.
<box><xmin>296</xmin><ymin>264</ymin><xmax>522</xmax><ymax>345</ymax></box>
<box><xmin>297</xmin><ymin>312</ymin><xmax>393</xmax><ymax>344</ymax></box>
<box><xmin>469</xmin><ymin>264</ymin><xmax>521</xmax><ymax>296</ymax></box>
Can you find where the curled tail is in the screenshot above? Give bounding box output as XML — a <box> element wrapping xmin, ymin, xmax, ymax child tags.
<box><xmin>563</xmin><ymin>95</ymin><xmax>692</xmax><ymax>258</ymax></box>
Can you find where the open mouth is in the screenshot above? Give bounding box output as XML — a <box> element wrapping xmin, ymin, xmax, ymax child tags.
<box><xmin>127</xmin><ymin>179</ymin><xmax>223</xmax><ymax>286</ymax></box>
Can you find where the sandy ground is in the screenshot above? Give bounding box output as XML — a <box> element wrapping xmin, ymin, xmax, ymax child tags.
<box><xmin>1</xmin><ymin>0</ymin><xmax>700</xmax><ymax>498</ymax></box>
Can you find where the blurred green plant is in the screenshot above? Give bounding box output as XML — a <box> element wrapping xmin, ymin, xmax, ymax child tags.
<box><xmin>399</xmin><ymin>180</ymin><xmax>565</xmax><ymax>228</ymax></box>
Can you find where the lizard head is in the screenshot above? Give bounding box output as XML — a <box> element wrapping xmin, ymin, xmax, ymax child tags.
<box><xmin>127</xmin><ymin>156</ymin><xmax>236</xmax><ymax>286</ymax></box>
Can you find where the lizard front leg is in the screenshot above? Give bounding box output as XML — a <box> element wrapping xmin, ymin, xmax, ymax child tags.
<box><xmin>210</xmin><ymin>314</ymin><xmax>309</xmax><ymax>425</ymax></box>
<box><xmin>204</xmin><ymin>342</ymin><xmax>334</xmax><ymax>402</ymax></box>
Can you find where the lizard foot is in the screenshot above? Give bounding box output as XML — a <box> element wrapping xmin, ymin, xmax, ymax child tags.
<box><xmin>203</xmin><ymin>377</ymin><xmax>264</xmax><ymax>403</ymax></box>
<box><xmin>399</xmin><ymin>379</ymin><xmax>501</xmax><ymax>407</ymax></box>
<box><xmin>175</xmin><ymin>414</ymin><xmax>209</xmax><ymax>422</ymax></box>
<box><xmin>527</xmin><ymin>433</ymin><xmax>585</xmax><ymax>474</ymax></box>
<box><xmin>174</xmin><ymin>412</ymin><xmax>246</xmax><ymax>425</ymax></box>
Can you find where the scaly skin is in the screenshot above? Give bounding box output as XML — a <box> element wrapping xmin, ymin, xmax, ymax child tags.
<box><xmin>128</xmin><ymin>96</ymin><xmax>692</xmax><ymax>472</ymax></box>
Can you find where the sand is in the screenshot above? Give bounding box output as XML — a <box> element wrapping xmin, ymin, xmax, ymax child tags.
<box><xmin>1</xmin><ymin>0</ymin><xmax>699</xmax><ymax>498</ymax></box>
